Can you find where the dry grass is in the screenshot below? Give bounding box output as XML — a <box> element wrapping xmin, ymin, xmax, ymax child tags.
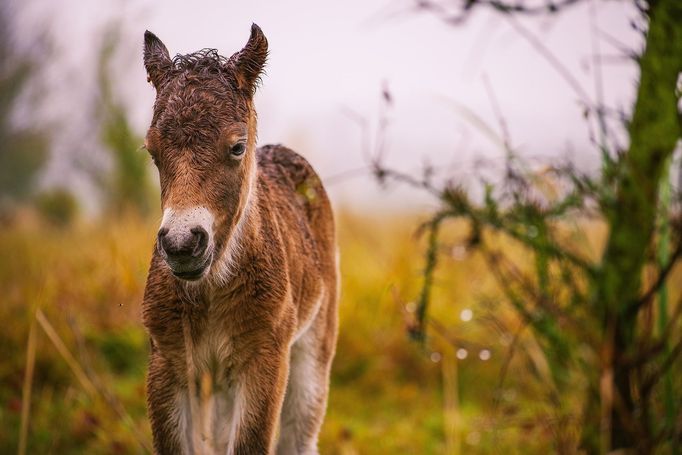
<box><xmin>2</xmin><ymin>211</ymin><xmax>668</xmax><ymax>454</ymax></box>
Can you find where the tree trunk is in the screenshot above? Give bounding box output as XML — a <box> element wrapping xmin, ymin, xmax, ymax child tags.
<box><xmin>587</xmin><ymin>0</ymin><xmax>682</xmax><ymax>452</ymax></box>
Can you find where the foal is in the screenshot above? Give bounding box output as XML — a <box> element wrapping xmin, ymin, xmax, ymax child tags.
<box><xmin>141</xmin><ymin>24</ymin><xmax>338</xmax><ymax>454</ymax></box>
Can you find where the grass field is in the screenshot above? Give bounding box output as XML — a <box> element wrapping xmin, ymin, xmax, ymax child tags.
<box><xmin>0</xmin><ymin>210</ymin><xmax>650</xmax><ymax>454</ymax></box>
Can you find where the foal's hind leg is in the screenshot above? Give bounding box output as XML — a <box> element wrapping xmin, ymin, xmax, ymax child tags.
<box><xmin>277</xmin><ymin>309</ymin><xmax>336</xmax><ymax>455</ymax></box>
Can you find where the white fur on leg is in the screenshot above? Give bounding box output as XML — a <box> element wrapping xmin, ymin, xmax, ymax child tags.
<box><xmin>277</xmin><ymin>314</ymin><xmax>327</xmax><ymax>455</ymax></box>
<box><xmin>174</xmin><ymin>382</ymin><xmax>243</xmax><ymax>455</ymax></box>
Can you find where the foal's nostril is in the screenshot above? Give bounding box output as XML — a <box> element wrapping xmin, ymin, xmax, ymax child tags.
<box><xmin>157</xmin><ymin>227</ymin><xmax>170</xmax><ymax>254</ymax></box>
<box><xmin>157</xmin><ymin>225</ymin><xmax>209</xmax><ymax>261</ymax></box>
<box><xmin>190</xmin><ymin>226</ymin><xmax>208</xmax><ymax>257</ymax></box>
<box><xmin>157</xmin><ymin>227</ymin><xmax>169</xmax><ymax>240</ymax></box>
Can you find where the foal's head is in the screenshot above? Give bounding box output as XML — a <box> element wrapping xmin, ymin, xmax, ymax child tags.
<box><xmin>143</xmin><ymin>24</ymin><xmax>267</xmax><ymax>281</ymax></box>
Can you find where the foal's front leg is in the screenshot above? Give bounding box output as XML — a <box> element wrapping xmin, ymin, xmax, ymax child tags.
<box><xmin>147</xmin><ymin>351</ymin><xmax>184</xmax><ymax>454</ymax></box>
<box><xmin>232</xmin><ymin>343</ymin><xmax>290</xmax><ymax>454</ymax></box>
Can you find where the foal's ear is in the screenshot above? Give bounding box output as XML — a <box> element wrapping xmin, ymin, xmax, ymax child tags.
<box><xmin>143</xmin><ymin>30</ymin><xmax>172</xmax><ymax>90</ymax></box>
<box><xmin>228</xmin><ymin>24</ymin><xmax>268</xmax><ymax>95</ymax></box>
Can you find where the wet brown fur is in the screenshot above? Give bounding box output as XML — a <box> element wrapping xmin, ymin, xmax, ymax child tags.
<box><xmin>141</xmin><ymin>25</ymin><xmax>338</xmax><ymax>454</ymax></box>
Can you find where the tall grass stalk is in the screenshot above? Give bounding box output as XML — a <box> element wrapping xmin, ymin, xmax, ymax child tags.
<box><xmin>36</xmin><ymin>308</ymin><xmax>153</xmax><ymax>452</ymax></box>
<box><xmin>657</xmin><ymin>158</ymin><xmax>677</xmax><ymax>454</ymax></box>
<box><xmin>36</xmin><ymin>309</ymin><xmax>98</xmax><ymax>396</ymax></box>
<box><xmin>17</xmin><ymin>314</ymin><xmax>37</xmax><ymax>455</ymax></box>
<box><xmin>441</xmin><ymin>346</ymin><xmax>460</xmax><ymax>455</ymax></box>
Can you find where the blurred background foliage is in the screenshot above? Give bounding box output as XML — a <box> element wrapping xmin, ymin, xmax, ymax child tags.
<box><xmin>0</xmin><ymin>2</ymin><xmax>48</xmax><ymax>220</ymax></box>
<box><xmin>96</xmin><ymin>26</ymin><xmax>155</xmax><ymax>218</ymax></box>
<box><xmin>0</xmin><ymin>0</ymin><xmax>680</xmax><ymax>454</ymax></box>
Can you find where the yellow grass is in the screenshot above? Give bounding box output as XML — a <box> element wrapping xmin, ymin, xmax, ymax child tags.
<box><xmin>3</xmin><ymin>211</ymin><xmax>672</xmax><ymax>453</ymax></box>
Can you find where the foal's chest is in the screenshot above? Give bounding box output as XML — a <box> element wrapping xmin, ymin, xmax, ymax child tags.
<box><xmin>173</xmin><ymin>299</ymin><xmax>245</xmax><ymax>454</ymax></box>
<box><xmin>176</xmin><ymin>338</ymin><xmax>241</xmax><ymax>453</ymax></box>
<box><xmin>184</xmin><ymin>302</ymin><xmax>239</xmax><ymax>382</ymax></box>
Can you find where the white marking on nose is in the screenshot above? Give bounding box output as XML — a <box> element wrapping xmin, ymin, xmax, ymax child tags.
<box><xmin>160</xmin><ymin>206</ymin><xmax>215</xmax><ymax>242</ymax></box>
<box><xmin>158</xmin><ymin>207</ymin><xmax>216</xmax><ymax>278</ymax></box>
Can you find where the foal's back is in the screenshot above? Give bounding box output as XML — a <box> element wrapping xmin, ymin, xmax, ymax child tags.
<box><xmin>256</xmin><ymin>144</ymin><xmax>339</xmax><ymax>454</ymax></box>
<box><xmin>256</xmin><ymin>144</ymin><xmax>338</xmax><ymax>341</ymax></box>
<box><xmin>257</xmin><ymin>144</ymin><xmax>337</xmax><ymax>275</ymax></box>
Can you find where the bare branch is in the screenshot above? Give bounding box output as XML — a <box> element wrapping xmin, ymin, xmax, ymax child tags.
<box><xmin>414</xmin><ymin>0</ymin><xmax>583</xmax><ymax>25</ymax></box>
<box><xmin>627</xmin><ymin>239</ymin><xmax>682</xmax><ymax>316</ymax></box>
<box><xmin>641</xmin><ymin>336</ymin><xmax>682</xmax><ymax>396</ymax></box>
<box><xmin>411</xmin><ymin>211</ymin><xmax>450</xmax><ymax>341</ymax></box>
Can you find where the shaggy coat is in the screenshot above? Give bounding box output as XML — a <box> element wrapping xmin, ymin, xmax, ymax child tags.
<box><xmin>141</xmin><ymin>25</ymin><xmax>338</xmax><ymax>455</ymax></box>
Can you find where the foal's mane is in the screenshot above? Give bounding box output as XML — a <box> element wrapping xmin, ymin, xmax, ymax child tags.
<box><xmin>168</xmin><ymin>46</ymin><xmax>265</xmax><ymax>94</ymax></box>
<box><xmin>170</xmin><ymin>49</ymin><xmax>237</xmax><ymax>86</ymax></box>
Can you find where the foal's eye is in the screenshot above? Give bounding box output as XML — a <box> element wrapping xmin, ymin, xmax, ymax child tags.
<box><xmin>230</xmin><ymin>142</ymin><xmax>246</xmax><ymax>157</ymax></box>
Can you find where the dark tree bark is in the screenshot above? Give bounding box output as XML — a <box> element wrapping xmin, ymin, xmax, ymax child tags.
<box><xmin>592</xmin><ymin>0</ymin><xmax>682</xmax><ymax>452</ymax></box>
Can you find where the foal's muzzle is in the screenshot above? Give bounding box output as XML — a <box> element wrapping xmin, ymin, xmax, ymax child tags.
<box><xmin>158</xmin><ymin>207</ymin><xmax>214</xmax><ymax>281</ymax></box>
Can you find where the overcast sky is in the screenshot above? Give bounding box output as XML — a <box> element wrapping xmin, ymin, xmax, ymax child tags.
<box><xmin>15</xmin><ymin>0</ymin><xmax>641</xmax><ymax>211</ymax></box>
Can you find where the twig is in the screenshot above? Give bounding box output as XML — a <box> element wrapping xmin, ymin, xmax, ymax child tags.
<box><xmin>504</xmin><ymin>15</ymin><xmax>592</xmax><ymax>107</ymax></box>
<box><xmin>36</xmin><ymin>309</ymin><xmax>98</xmax><ymax>397</ymax></box>
<box><xmin>482</xmin><ymin>73</ymin><xmax>512</xmax><ymax>154</ymax></box>
<box><xmin>621</xmin><ymin>269</ymin><xmax>682</xmax><ymax>370</ymax></box>
<box><xmin>641</xmin><ymin>336</ymin><xmax>682</xmax><ymax>397</ymax></box>
<box><xmin>322</xmin><ymin>166</ymin><xmax>370</xmax><ymax>186</ymax></box>
<box><xmin>627</xmin><ymin>239</ymin><xmax>682</xmax><ymax>316</ymax></box>
<box><xmin>414</xmin><ymin>0</ymin><xmax>582</xmax><ymax>25</ymax></box>
<box><xmin>467</xmin><ymin>200</ymin><xmax>597</xmax><ymax>274</ymax></box>
<box><xmin>597</xmin><ymin>28</ymin><xmax>638</xmax><ymax>61</ymax></box>
<box><xmin>18</xmin><ymin>314</ymin><xmax>37</xmax><ymax>455</ymax></box>
<box><xmin>428</xmin><ymin>318</ymin><xmax>491</xmax><ymax>351</ymax></box>
<box><xmin>372</xmin><ymin>165</ymin><xmax>443</xmax><ymax>198</ymax></box>
<box><xmin>492</xmin><ymin>321</ymin><xmax>527</xmax><ymax>413</ymax></box>
<box><xmin>35</xmin><ymin>309</ymin><xmax>152</xmax><ymax>453</ymax></box>
<box><xmin>412</xmin><ymin>212</ymin><xmax>449</xmax><ymax>341</ymax></box>
<box><xmin>589</xmin><ymin>0</ymin><xmax>611</xmax><ymax>157</ymax></box>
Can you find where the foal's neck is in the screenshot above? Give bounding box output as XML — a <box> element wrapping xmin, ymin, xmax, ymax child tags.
<box><xmin>212</xmin><ymin>163</ymin><xmax>262</xmax><ymax>288</ymax></box>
